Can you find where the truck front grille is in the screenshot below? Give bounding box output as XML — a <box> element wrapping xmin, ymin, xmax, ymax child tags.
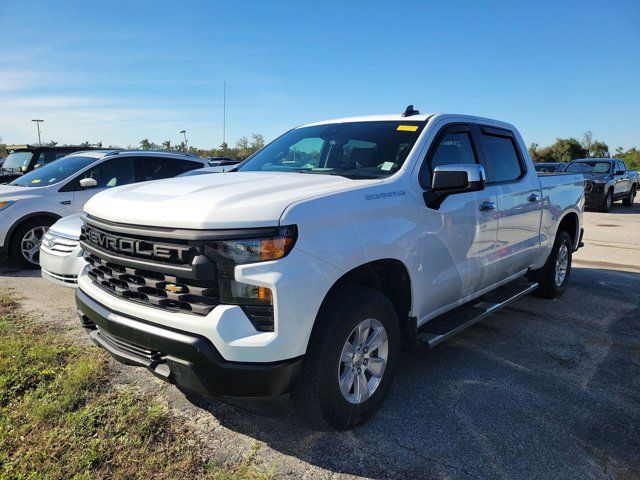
<box><xmin>85</xmin><ymin>253</ymin><xmax>219</xmax><ymax>315</ymax></box>
<box><xmin>80</xmin><ymin>217</ymin><xmax>275</xmax><ymax>331</ymax></box>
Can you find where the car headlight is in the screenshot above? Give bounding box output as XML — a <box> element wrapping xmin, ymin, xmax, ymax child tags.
<box><xmin>204</xmin><ymin>226</ymin><xmax>297</xmax><ymax>308</ymax></box>
<box><xmin>204</xmin><ymin>225</ymin><xmax>297</xmax><ymax>265</ymax></box>
<box><xmin>0</xmin><ymin>200</ymin><xmax>15</xmax><ymax>211</ymax></box>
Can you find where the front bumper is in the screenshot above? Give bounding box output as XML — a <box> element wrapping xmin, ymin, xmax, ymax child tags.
<box><xmin>584</xmin><ymin>183</ymin><xmax>607</xmax><ymax>208</ymax></box>
<box><xmin>40</xmin><ymin>243</ymin><xmax>85</xmax><ymax>288</ymax></box>
<box><xmin>76</xmin><ymin>288</ymin><xmax>303</xmax><ymax>400</ymax></box>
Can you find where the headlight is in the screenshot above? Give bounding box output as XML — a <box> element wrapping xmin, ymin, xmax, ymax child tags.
<box><xmin>204</xmin><ymin>225</ymin><xmax>297</xmax><ymax>265</ymax></box>
<box><xmin>204</xmin><ymin>226</ymin><xmax>297</xmax><ymax>310</ymax></box>
<box><xmin>0</xmin><ymin>200</ymin><xmax>15</xmax><ymax>211</ymax></box>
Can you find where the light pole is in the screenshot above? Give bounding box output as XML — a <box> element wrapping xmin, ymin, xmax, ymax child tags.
<box><xmin>180</xmin><ymin>130</ymin><xmax>188</xmax><ymax>151</ymax></box>
<box><xmin>31</xmin><ymin>119</ymin><xmax>44</xmax><ymax>145</ymax></box>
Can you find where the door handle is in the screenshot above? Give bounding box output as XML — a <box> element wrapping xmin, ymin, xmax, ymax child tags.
<box><xmin>528</xmin><ymin>193</ymin><xmax>541</xmax><ymax>203</ymax></box>
<box><xmin>479</xmin><ymin>201</ymin><xmax>496</xmax><ymax>211</ymax></box>
<box><xmin>60</xmin><ymin>200</ymin><xmax>71</xmax><ymax>205</ymax></box>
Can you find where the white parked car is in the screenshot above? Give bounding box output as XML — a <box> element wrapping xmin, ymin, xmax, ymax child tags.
<box><xmin>40</xmin><ymin>213</ymin><xmax>85</xmax><ymax>286</ymax></box>
<box><xmin>0</xmin><ymin>150</ymin><xmax>206</xmax><ymax>268</ymax></box>
<box><xmin>75</xmin><ymin>111</ymin><xmax>585</xmax><ymax>429</ymax></box>
<box><xmin>40</xmin><ymin>166</ymin><xmax>228</xmax><ymax>286</ymax></box>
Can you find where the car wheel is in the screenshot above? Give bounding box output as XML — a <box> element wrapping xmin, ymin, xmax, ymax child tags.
<box><xmin>601</xmin><ymin>190</ymin><xmax>613</xmax><ymax>212</ymax></box>
<box><xmin>293</xmin><ymin>285</ymin><xmax>400</xmax><ymax>430</ymax></box>
<box><xmin>622</xmin><ymin>185</ymin><xmax>636</xmax><ymax>207</ymax></box>
<box><xmin>9</xmin><ymin>219</ymin><xmax>54</xmax><ymax>269</ymax></box>
<box><xmin>535</xmin><ymin>230</ymin><xmax>573</xmax><ymax>299</ymax></box>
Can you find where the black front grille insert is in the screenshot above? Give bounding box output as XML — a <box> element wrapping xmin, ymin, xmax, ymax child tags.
<box><xmin>86</xmin><ymin>253</ymin><xmax>219</xmax><ymax>315</ymax></box>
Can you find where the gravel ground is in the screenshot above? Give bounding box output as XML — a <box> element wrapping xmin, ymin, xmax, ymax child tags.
<box><xmin>1</xmin><ymin>203</ymin><xmax>639</xmax><ymax>479</ymax></box>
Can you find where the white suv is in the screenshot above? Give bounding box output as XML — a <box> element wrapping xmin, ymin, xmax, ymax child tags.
<box><xmin>0</xmin><ymin>150</ymin><xmax>206</xmax><ymax>267</ymax></box>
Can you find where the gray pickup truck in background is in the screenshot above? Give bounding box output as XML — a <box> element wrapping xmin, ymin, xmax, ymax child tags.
<box><xmin>565</xmin><ymin>158</ymin><xmax>638</xmax><ymax>211</ymax></box>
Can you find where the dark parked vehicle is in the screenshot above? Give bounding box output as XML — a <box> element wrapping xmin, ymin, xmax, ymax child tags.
<box><xmin>534</xmin><ymin>162</ymin><xmax>566</xmax><ymax>173</ymax></box>
<box><xmin>565</xmin><ymin>158</ymin><xmax>638</xmax><ymax>211</ymax></box>
<box><xmin>0</xmin><ymin>145</ymin><xmax>99</xmax><ymax>184</ymax></box>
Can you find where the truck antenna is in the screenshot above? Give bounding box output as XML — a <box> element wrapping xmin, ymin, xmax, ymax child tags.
<box><xmin>402</xmin><ymin>105</ymin><xmax>420</xmax><ymax>117</ymax></box>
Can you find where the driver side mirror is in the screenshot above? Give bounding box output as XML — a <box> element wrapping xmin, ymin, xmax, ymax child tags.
<box><xmin>431</xmin><ymin>164</ymin><xmax>485</xmax><ymax>193</ymax></box>
<box><xmin>615</xmin><ymin>170</ymin><xmax>625</xmax><ymax>176</ymax></box>
<box><xmin>79</xmin><ymin>177</ymin><xmax>98</xmax><ymax>189</ymax></box>
<box><xmin>424</xmin><ymin>164</ymin><xmax>486</xmax><ymax>210</ymax></box>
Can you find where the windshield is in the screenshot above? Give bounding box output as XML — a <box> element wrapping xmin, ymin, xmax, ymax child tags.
<box><xmin>2</xmin><ymin>151</ymin><xmax>33</xmax><ymax>170</ymax></box>
<box><xmin>237</xmin><ymin>121</ymin><xmax>425</xmax><ymax>179</ymax></box>
<box><xmin>10</xmin><ymin>156</ymin><xmax>95</xmax><ymax>187</ymax></box>
<box><xmin>565</xmin><ymin>161</ymin><xmax>611</xmax><ymax>174</ymax></box>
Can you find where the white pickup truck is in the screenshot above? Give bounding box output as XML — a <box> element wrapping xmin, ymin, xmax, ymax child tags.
<box><xmin>76</xmin><ymin>110</ymin><xmax>584</xmax><ymax>430</ymax></box>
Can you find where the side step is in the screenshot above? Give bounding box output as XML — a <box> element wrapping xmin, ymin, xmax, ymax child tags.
<box><xmin>417</xmin><ymin>279</ymin><xmax>538</xmax><ymax>348</ymax></box>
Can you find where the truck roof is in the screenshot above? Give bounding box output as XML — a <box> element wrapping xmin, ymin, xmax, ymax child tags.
<box><xmin>298</xmin><ymin>113</ymin><xmax>517</xmax><ymax>132</ymax></box>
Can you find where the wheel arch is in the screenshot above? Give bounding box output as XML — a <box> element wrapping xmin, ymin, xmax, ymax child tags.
<box><xmin>556</xmin><ymin>211</ymin><xmax>580</xmax><ymax>250</ymax></box>
<box><xmin>319</xmin><ymin>258</ymin><xmax>414</xmax><ymax>345</ymax></box>
<box><xmin>6</xmin><ymin>211</ymin><xmax>62</xmax><ymax>250</ymax></box>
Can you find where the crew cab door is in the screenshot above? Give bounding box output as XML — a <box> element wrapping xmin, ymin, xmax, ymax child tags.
<box><xmin>416</xmin><ymin>124</ymin><xmax>500</xmax><ymax>316</ymax></box>
<box><xmin>476</xmin><ymin>126</ymin><xmax>542</xmax><ymax>277</ymax></box>
<box><xmin>613</xmin><ymin>161</ymin><xmax>629</xmax><ymax>195</ymax></box>
<box><xmin>68</xmin><ymin>156</ymin><xmax>138</xmax><ymax>212</ymax></box>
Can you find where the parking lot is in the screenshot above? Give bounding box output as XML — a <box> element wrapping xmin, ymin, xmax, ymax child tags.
<box><xmin>1</xmin><ymin>203</ymin><xmax>639</xmax><ymax>479</ymax></box>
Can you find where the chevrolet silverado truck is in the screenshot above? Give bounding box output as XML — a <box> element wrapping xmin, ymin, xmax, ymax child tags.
<box><xmin>76</xmin><ymin>110</ymin><xmax>584</xmax><ymax>430</ymax></box>
<box><xmin>565</xmin><ymin>158</ymin><xmax>637</xmax><ymax>211</ymax></box>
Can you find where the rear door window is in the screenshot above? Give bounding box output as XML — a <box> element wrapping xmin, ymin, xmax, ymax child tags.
<box><xmin>480</xmin><ymin>131</ymin><xmax>524</xmax><ymax>183</ymax></box>
<box><xmin>141</xmin><ymin>157</ymin><xmax>202</xmax><ymax>180</ymax></box>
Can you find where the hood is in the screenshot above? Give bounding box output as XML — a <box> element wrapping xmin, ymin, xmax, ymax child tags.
<box><xmin>0</xmin><ymin>183</ymin><xmax>47</xmax><ymax>200</ymax></box>
<box><xmin>49</xmin><ymin>213</ymin><xmax>83</xmax><ymax>239</ymax></box>
<box><xmin>84</xmin><ymin>171</ymin><xmax>380</xmax><ymax>229</ymax></box>
<box><xmin>581</xmin><ymin>172</ymin><xmax>609</xmax><ymax>180</ymax></box>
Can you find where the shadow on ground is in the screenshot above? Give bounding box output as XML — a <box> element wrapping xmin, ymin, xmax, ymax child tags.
<box><xmin>187</xmin><ymin>267</ymin><xmax>640</xmax><ymax>479</ymax></box>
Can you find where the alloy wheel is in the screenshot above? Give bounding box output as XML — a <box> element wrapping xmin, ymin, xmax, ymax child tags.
<box><xmin>338</xmin><ymin>318</ymin><xmax>389</xmax><ymax>404</ymax></box>
<box><xmin>555</xmin><ymin>243</ymin><xmax>569</xmax><ymax>286</ymax></box>
<box><xmin>20</xmin><ymin>226</ymin><xmax>48</xmax><ymax>266</ymax></box>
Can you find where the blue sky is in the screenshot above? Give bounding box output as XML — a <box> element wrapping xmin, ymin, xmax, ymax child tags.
<box><xmin>1</xmin><ymin>0</ymin><xmax>639</xmax><ymax>150</ymax></box>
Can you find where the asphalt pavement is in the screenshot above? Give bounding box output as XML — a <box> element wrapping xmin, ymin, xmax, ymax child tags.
<box><xmin>1</xmin><ymin>202</ymin><xmax>638</xmax><ymax>479</ymax></box>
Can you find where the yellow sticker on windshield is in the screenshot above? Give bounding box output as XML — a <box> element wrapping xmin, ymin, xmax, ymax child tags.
<box><xmin>397</xmin><ymin>125</ymin><xmax>419</xmax><ymax>132</ymax></box>
<box><xmin>31</xmin><ymin>179</ymin><xmax>41</xmax><ymax>184</ymax></box>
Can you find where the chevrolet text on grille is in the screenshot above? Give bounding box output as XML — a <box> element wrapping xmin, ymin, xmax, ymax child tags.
<box><xmin>83</xmin><ymin>226</ymin><xmax>191</xmax><ymax>261</ymax></box>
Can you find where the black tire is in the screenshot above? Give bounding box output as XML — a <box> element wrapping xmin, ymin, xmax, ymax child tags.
<box><xmin>533</xmin><ymin>230</ymin><xmax>573</xmax><ymax>299</ymax></box>
<box><xmin>9</xmin><ymin>218</ymin><xmax>54</xmax><ymax>269</ymax></box>
<box><xmin>601</xmin><ymin>189</ymin><xmax>613</xmax><ymax>212</ymax></box>
<box><xmin>622</xmin><ymin>185</ymin><xmax>636</xmax><ymax>207</ymax></box>
<box><xmin>292</xmin><ymin>285</ymin><xmax>400</xmax><ymax>430</ymax></box>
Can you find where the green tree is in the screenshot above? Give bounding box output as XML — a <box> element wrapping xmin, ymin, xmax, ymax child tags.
<box><xmin>582</xmin><ymin>131</ymin><xmax>609</xmax><ymax>158</ymax></box>
<box><xmin>615</xmin><ymin>147</ymin><xmax>640</xmax><ymax>171</ymax></box>
<box><xmin>589</xmin><ymin>140</ymin><xmax>609</xmax><ymax>158</ymax></box>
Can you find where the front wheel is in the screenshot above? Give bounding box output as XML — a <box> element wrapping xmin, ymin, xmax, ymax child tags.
<box><xmin>534</xmin><ymin>230</ymin><xmax>573</xmax><ymax>299</ymax></box>
<box><xmin>601</xmin><ymin>190</ymin><xmax>613</xmax><ymax>212</ymax></box>
<box><xmin>293</xmin><ymin>285</ymin><xmax>400</xmax><ymax>430</ymax></box>
<box><xmin>9</xmin><ymin>219</ymin><xmax>54</xmax><ymax>268</ymax></box>
<box><xmin>622</xmin><ymin>185</ymin><xmax>636</xmax><ymax>207</ymax></box>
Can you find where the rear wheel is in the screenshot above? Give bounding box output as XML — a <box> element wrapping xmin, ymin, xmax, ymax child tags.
<box><xmin>533</xmin><ymin>230</ymin><xmax>573</xmax><ymax>299</ymax></box>
<box><xmin>293</xmin><ymin>285</ymin><xmax>400</xmax><ymax>430</ymax></box>
<box><xmin>622</xmin><ymin>185</ymin><xmax>636</xmax><ymax>207</ymax></box>
<box><xmin>9</xmin><ymin>219</ymin><xmax>55</xmax><ymax>268</ymax></box>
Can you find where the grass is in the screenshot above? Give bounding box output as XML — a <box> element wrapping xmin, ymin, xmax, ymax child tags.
<box><xmin>0</xmin><ymin>290</ymin><xmax>270</xmax><ymax>479</ymax></box>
